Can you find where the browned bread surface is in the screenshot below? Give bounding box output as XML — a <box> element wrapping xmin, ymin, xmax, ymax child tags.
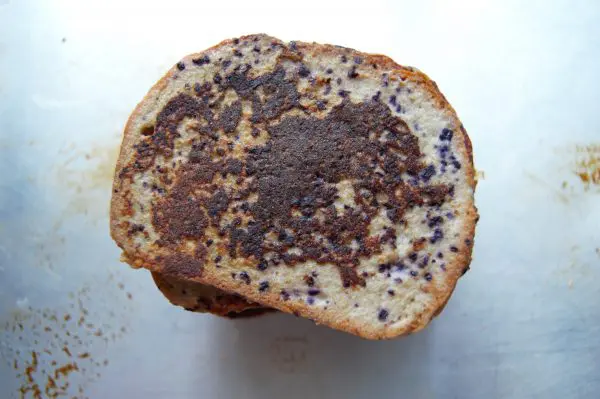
<box><xmin>111</xmin><ymin>34</ymin><xmax>477</xmax><ymax>339</ymax></box>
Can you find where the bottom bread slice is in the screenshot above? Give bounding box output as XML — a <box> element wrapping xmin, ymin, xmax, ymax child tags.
<box><xmin>151</xmin><ymin>271</ymin><xmax>274</xmax><ymax>318</ymax></box>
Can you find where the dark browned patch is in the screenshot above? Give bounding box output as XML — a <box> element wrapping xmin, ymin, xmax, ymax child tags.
<box><xmin>123</xmin><ymin>40</ymin><xmax>453</xmax><ymax>288</ymax></box>
<box><xmin>163</xmin><ymin>253</ymin><xmax>203</xmax><ymax>278</ymax></box>
<box><xmin>152</xmin><ymin>193</ymin><xmax>208</xmax><ymax>242</ymax></box>
<box><xmin>220</xmin><ymin>101</ymin><xmax>242</xmax><ymax>133</ymax></box>
<box><xmin>338</xmin><ymin>265</ymin><xmax>366</xmax><ymax>288</ymax></box>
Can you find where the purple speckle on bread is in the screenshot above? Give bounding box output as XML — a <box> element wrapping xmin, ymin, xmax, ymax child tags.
<box><xmin>378</xmin><ymin>263</ymin><xmax>391</xmax><ymax>273</ymax></box>
<box><xmin>378</xmin><ymin>309</ymin><xmax>389</xmax><ymax>321</ymax></box>
<box><xmin>430</xmin><ymin>228</ymin><xmax>443</xmax><ymax>244</ymax></box>
<box><xmin>298</xmin><ymin>65</ymin><xmax>311</xmax><ymax>78</ymax></box>
<box><xmin>192</xmin><ymin>55</ymin><xmax>210</xmax><ymax>66</ymax></box>
<box><xmin>421</xmin><ymin>165</ymin><xmax>436</xmax><ymax>182</ymax></box>
<box><xmin>258</xmin><ymin>281</ymin><xmax>269</xmax><ymax>292</ymax></box>
<box><xmin>382</xmin><ymin>73</ymin><xmax>389</xmax><ymax>87</ymax></box>
<box><xmin>428</xmin><ymin>216</ymin><xmax>443</xmax><ymax>228</ymax></box>
<box><xmin>440</xmin><ymin>128</ymin><xmax>453</xmax><ymax>141</ymax></box>
<box><xmin>348</xmin><ymin>65</ymin><xmax>359</xmax><ymax>79</ymax></box>
<box><xmin>256</xmin><ymin>260</ymin><xmax>267</xmax><ymax>271</ymax></box>
<box><xmin>239</xmin><ymin>272</ymin><xmax>251</xmax><ymax>285</ymax></box>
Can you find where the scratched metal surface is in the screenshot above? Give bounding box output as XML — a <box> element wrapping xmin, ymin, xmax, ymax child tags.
<box><xmin>1</xmin><ymin>0</ymin><xmax>599</xmax><ymax>398</ymax></box>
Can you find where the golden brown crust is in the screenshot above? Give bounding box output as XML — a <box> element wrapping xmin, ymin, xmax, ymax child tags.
<box><xmin>110</xmin><ymin>34</ymin><xmax>478</xmax><ymax>339</ymax></box>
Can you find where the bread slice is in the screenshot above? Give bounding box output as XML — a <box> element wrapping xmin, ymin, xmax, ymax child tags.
<box><xmin>151</xmin><ymin>272</ymin><xmax>273</xmax><ymax>318</ymax></box>
<box><xmin>111</xmin><ymin>34</ymin><xmax>477</xmax><ymax>339</ymax></box>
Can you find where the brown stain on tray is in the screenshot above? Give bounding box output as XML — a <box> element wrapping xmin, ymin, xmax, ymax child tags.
<box><xmin>52</xmin><ymin>138</ymin><xmax>121</xmax><ymax>224</ymax></box>
<box><xmin>24</xmin><ymin>137</ymin><xmax>121</xmax><ymax>274</ymax></box>
<box><xmin>523</xmin><ymin>172</ymin><xmax>570</xmax><ymax>204</ymax></box>
<box><xmin>573</xmin><ymin>144</ymin><xmax>600</xmax><ymax>189</ymax></box>
<box><xmin>1</xmin><ymin>275</ymin><xmax>134</xmax><ymax>398</ymax></box>
<box><xmin>530</xmin><ymin>143</ymin><xmax>600</xmax><ymax>204</ymax></box>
